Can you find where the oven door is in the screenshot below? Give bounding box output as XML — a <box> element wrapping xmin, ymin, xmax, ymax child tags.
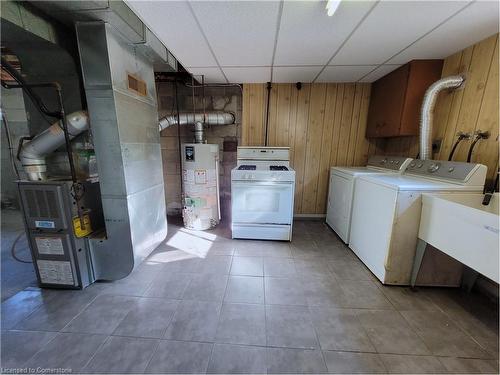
<box><xmin>232</xmin><ymin>181</ymin><xmax>294</xmax><ymax>225</ymax></box>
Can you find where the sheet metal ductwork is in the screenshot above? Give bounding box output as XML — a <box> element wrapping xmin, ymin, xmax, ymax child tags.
<box><xmin>158</xmin><ymin>112</ymin><xmax>235</xmax><ymax>131</ymax></box>
<box><xmin>30</xmin><ymin>1</ymin><xmax>178</xmax><ymax>72</ymax></box>
<box><xmin>76</xmin><ymin>21</ymin><xmax>167</xmax><ymax>281</ymax></box>
<box><xmin>19</xmin><ymin>111</ymin><xmax>89</xmax><ymax>181</ymax></box>
<box><xmin>420</xmin><ymin>75</ymin><xmax>464</xmax><ymax>160</ymax></box>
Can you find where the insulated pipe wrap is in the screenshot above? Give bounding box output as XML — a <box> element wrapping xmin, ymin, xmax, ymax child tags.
<box><xmin>420</xmin><ymin>76</ymin><xmax>464</xmax><ymax>160</ymax></box>
<box><xmin>158</xmin><ymin>111</ymin><xmax>235</xmax><ymax>131</ymax></box>
<box><xmin>20</xmin><ymin>110</ymin><xmax>89</xmax><ymax>180</ymax></box>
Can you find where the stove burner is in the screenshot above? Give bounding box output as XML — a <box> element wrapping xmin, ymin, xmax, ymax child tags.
<box><xmin>270</xmin><ymin>165</ymin><xmax>288</xmax><ymax>171</ymax></box>
<box><xmin>238</xmin><ymin>165</ymin><xmax>256</xmax><ymax>170</ymax></box>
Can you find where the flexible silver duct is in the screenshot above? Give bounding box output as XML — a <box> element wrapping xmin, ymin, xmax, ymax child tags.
<box><xmin>20</xmin><ymin>110</ymin><xmax>89</xmax><ymax>180</ymax></box>
<box><xmin>420</xmin><ymin>75</ymin><xmax>464</xmax><ymax>160</ymax></box>
<box><xmin>158</xmin><ymin>111</ymin><xmax>235</xmax><ymax>132</ymax></box>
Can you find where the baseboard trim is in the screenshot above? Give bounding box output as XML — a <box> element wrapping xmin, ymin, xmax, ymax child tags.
<box><xmin>293</xmin><ymin>214</ymin><xmax>326</xmax><ymax>220</ymax></box>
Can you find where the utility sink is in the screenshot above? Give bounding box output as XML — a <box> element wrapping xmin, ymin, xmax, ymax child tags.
<box><xmin>415</xmin><ymin>193</ymin><xmax>499</xmax><ymax>284</ymax></box>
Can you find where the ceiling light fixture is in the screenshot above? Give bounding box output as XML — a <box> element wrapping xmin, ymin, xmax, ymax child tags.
<box><xmin>326</xmin><ymin>0</ymin><xmax>341</xmax><ymax>17</ymax></box>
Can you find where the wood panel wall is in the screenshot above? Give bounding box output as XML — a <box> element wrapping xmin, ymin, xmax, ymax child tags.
<box><xmin>241</xmin><ymin>35</ymin><xmax>498</xmax><ymax>216</ymax></box>
<box><xmin>242</xmin><ymin>83</ymin><xmax>379</xmax><ymax>215</ymax></box>
<box><xmin>384</xmin><ymin>33</ymin><xmax>499</xmax><ymax>181</ymax></box>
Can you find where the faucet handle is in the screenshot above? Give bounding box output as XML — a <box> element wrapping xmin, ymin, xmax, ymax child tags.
<box><xmin>474</xmin><ymin>130</ymin><xmax>490</xmax><ymax>139</ymax></box>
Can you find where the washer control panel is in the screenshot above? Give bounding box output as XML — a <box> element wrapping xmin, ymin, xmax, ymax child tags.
<box><xmin>406</xmin><ymin>159</ymin><xmax>483</xmax><ymax>182</ymax></box>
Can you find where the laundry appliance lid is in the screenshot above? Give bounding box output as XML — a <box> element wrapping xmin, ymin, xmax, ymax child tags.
<box><xmin>356</xmin><ymin>174</ymin><xmax>484</xmax><ymax>192</ymax></box>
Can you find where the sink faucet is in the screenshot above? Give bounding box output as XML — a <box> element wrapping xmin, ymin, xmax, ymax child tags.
<box><xmin>482</xmin><ymin>169</ymin><xmax>499</xmax><ymax>206</ymax></box>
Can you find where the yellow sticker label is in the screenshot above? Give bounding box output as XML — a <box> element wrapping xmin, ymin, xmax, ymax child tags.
<box><xmin>73</xmin><ymin>214</ymin><xmax>92</xmax><ymax>238</ymax></box>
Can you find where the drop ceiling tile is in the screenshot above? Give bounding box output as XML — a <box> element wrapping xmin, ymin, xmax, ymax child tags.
<box><xmin>126</xmin><ymin>1</ymin><xmax>217</xmax><ymax>68</ymax></box>
<box><xmin>330</xmin><ymin>1</ymin><xmax>470</xmax><ymax>65</ymax></box>
<box><xmin>316</xmin><ymin>65</ymin><xmax>377</xmax><ymax>82</ymax></box>
<box><xmin>222</xmin><ymin>67</ymin><xmax>271</xmax><ymax>83</ymax></box>
<box><xmin>187</xmin><ymin>67</ymin><xmax>227</xmax><ymax>83</ymax></box>
<box><xmin>358</xmin><ymin>64</ymin><xmax>402</xmax><ymax>83</ymax></box>
<box><xmin>274</xmin><ymin>0</ymin><xmax>375</xmax><ymax>66</ymax></box>
<box><xmin>388</xmin><ymin>1</ymin><xmax>499</xmax><ymax>65</ymax></box>
<box><xmin>189</xmin><ymin>1</ymin><xmax>280</xmax><ymax>66</ymax></box>
<box><xmin>272</xmin><ymin>66</ymin><xmax>322</xmax><ymax>83</ymax></box>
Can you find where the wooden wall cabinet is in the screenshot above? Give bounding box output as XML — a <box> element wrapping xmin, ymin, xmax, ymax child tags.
<box><xmin>366</xmin><ymin>60</ymin><xmax>443</xmax><ymax>138</ymax></box>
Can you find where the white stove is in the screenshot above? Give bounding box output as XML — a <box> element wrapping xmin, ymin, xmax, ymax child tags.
<box><xmin>231</xmin><ymin>147</ymin><xmax>295</xmax><ymax>241</ymax></box>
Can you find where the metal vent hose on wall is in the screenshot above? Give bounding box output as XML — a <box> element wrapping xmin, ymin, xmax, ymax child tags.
<box><xmin>419</xmin><ymin>75</ymin><xmax>464</xmax><ymax>160</ymax></box>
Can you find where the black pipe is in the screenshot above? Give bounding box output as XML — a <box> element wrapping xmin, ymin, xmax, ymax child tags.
<box><xmin>264</xmin><ymin>82</ymin><xmax>272</xmax><ymax>146</ymax></box>
<box><xmin>174</xmin><ymin>80</ymin><xmax>183</xmax><ymax>196</ymax></box>
<box><xmin>482</xmin><ymin>169</ymin><xmax>499</xmax><ymax>205</ymax></box>
<box><xmin>448</xmin><ymin>134</ymin><xmax>468</xmax><ymax>161</ymax></box>
<box><xmin>467</xmin><ymin>136</ymin><xmax>481</xmax><ymax>162</ymax></box>
<box><xmin>53</xmin><ymin>83</ymin><xmax>86</xmax><ymax>228</ymax></box>
<box><xmin>1</xmin><ymin>58</ymin><xmax>61</xmax><ymax>119</ymax></box>
<box><xmin>54</xmin><ymin>84</ymin><xmax>77</xmax><ymax>184</ymax></box>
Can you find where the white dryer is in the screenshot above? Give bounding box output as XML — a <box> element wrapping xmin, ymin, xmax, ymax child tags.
<box><xmin>349</xmin><ymin>159</ymin><xmax>487</xmax><ymax>286</ymax></box>
<box><xmin>326</xmin><ymin>155</ymin><xmax>412</xmax><ymax>243</ymax></box>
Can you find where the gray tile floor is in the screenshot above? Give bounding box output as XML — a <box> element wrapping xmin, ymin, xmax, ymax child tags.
<box><xmin>1</xmin><ymin>219</ymin><xmax>499</xmax><ymax>374</ymax></box>
<box><xmin>1</xmin><ymin>210</ymin><xmax>37</xmax><ymax>301</ymax></box>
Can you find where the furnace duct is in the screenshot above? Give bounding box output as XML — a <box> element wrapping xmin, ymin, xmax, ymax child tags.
<box><xmin>420</xmin><ymin>75</ymin><xmax>464</xmax><ymax>160</ymax></box>
<box><xmin>19</xmin><ymin>110</ymin><xmax>89</xmax><ymax>181</ymax></box>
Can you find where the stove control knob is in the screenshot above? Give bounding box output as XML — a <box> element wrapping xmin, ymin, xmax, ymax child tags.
<box><xmin>409</xmin><ymin>162</ymin><xmax>416</xmax><ymax>168</ymax></box>
<box><xmin>250</xmin><ymin>174</ymin><xmax>255</xmax><ymax>179</ymax></box>
<box><xmin>448</xmin><ymin>167</ymin><xmax>455</xmax><ymax>173</ymax></box>
<box><xmin>244</xmin><ymin>174</ymin><xmax>249</xmax><ymax>179</ymax></box>
<box><xmin>417</xmin><ymin>162</ymin><xmax>424</xmax><ymax>168</ymax></box>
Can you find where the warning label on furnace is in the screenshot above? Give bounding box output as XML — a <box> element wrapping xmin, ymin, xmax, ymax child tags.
<box><xmin>35</xmin><ymin>237</ymin><xmax>65</xmax><ymax>255</ymax></box>
<box><xmin>37</xmin><ymin>260</ymin><xmax>74</xmax><ymax>285</ymax></box>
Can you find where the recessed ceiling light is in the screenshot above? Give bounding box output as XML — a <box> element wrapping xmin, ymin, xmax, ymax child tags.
<box><xmin>326</xmin><ymin>0</ymin><xmax>341</xmax><ymax>17</ymax></box>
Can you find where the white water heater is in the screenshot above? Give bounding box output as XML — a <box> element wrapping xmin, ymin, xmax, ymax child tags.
<box><xmin>181</xmin><ymin>143</ymin><xmax>220</xmax><ymax>230</ymax></box>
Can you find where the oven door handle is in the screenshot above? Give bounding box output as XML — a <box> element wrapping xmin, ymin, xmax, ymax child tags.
<box><xmin>232</xmin><ymin>181</ymin><xmax>293</xmax><ymax>186</ymax></box>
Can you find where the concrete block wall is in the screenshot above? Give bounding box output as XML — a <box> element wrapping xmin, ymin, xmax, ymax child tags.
<box><xmin>157</xmin><ymin>82</ymin><xmax>242</xmax><ymax>217</ymax></box>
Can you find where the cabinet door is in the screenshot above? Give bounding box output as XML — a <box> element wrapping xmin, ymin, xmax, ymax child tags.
<box><xmin>366</xmin><ymin>64</ymin><xmax>409</xmax><ymax>138</ymax></box>
<box><xmin>400</xmin><ymin>60</ymin><xmax>443</xmax><ymax>136</ymax></box>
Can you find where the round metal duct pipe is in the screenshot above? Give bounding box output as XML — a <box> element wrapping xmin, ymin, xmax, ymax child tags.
<box><xmin>419</xmin><ymin>75</ymin><xmax>464</xmax><ymax>160</ymax></box>
<box><xmin>194</xmin><ymin>121</ymin><xmax>204</xmax><ymax>144</ymax></box>
<box><xmin>19</xmin><ymin>110</ymin><xmax>89</xmax><ymax>180</ymax></box>
<box><xmin>158</xmin><ymin>111</ymin><xmax>235</xmax><ymax>131</ymax></box>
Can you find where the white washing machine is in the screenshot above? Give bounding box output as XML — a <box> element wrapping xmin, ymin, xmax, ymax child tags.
<box><xmin>326</xmin><ymin>155</ymin><xmax>412</xmax><ymax>243</ymax></box>
<box><xmin>349</xmin><ymin>159</ymin><xmax>487</xmax><ymax>285</ymax></box>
